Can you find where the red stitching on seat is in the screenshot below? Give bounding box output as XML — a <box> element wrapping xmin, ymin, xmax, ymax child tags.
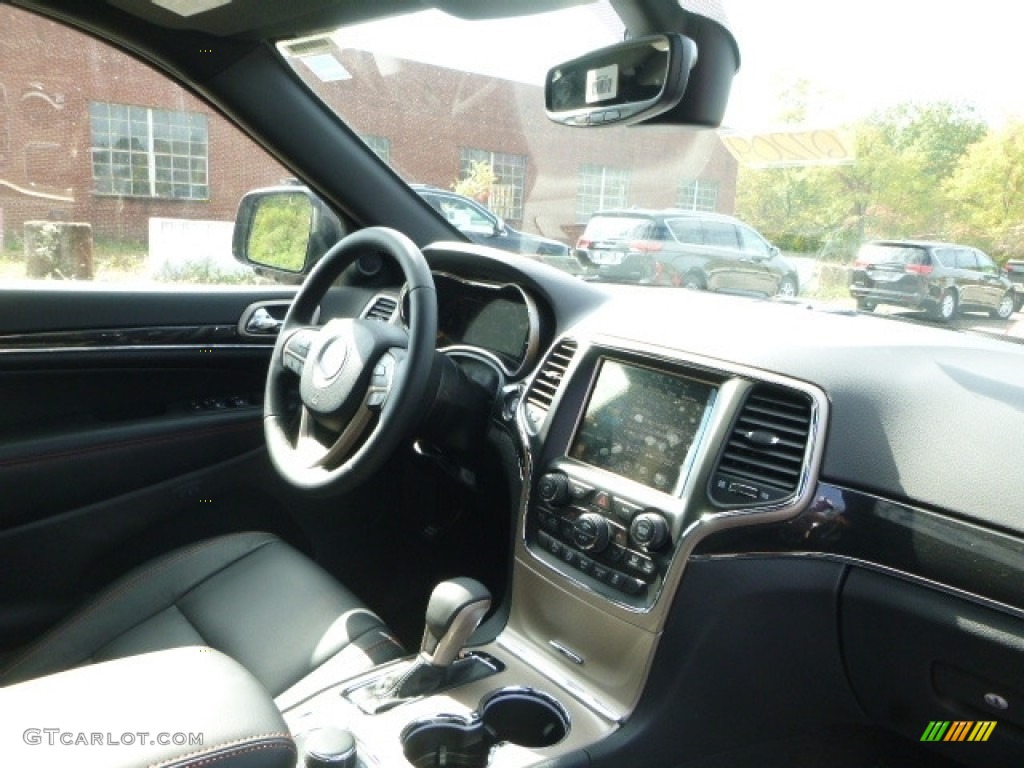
<box><xmin>147</xmin><ymin>734</ymin><xmax>294</xmax><ymax>768</ymax></box>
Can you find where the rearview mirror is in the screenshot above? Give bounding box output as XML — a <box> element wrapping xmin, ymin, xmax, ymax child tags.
<box><xmin>232</xmin><ymin>186</ymin><xmax>344</xmax><ymax>276</ymax></box>
<box><xmin>545</xmin><ymin>34</ymin><xmax>697</xmax><ymax>127</ymax></box>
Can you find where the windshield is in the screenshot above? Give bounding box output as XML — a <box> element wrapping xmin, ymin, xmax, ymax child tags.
<box><xmin>272</xmin><ymin>0</ymin><xmax>1023</xmax><ymax>338</ymax></box>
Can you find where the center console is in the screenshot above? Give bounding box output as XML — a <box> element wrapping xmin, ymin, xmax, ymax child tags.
<box><xmin>285</xmin><ymin>333</ymin><xmax>826</xmax><ymax>767</ymax></box>
<box><xmin>527</xmin><ymin>358</ymin><xmax>717</xmax><ymax>610</ymax></box>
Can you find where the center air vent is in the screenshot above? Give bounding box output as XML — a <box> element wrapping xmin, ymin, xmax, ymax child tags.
<box><xmin>362</xmin><ymin>295</ymin><xmax>398</xmax><ymax>323</ymax></box>
<box><xmin>709</xmin><ymin>384</ymin><xmax>813</xmax><ymax>507</ymax></box>
<box><xmin>523</xmin><ymin>338</ymin><xmax>578</xmax><ymax>431</ymax></box>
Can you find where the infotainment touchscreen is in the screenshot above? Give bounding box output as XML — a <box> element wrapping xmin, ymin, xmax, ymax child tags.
<box><xmin>569</xmin><ymin>359</ymin><xmax>716</xmax><ymax>493</ymax></box>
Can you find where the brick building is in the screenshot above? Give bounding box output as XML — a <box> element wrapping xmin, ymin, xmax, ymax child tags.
<box><xmin>0</xmin><ymin>6</ymin><xmax>736</xmax><ymax>249</ymax></box>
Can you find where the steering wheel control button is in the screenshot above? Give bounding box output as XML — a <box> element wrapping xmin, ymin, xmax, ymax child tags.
<box><xmin>538</xmin><ymin>472</ymin><xmax>570</xmax><ymax>506</ymax></box>
<box><xmin>283</xmin><ymin>331</ymin><xmax>314</xmax><ymax>374</ymax></box>
<box><xmin>366</xmin><ymin>354</ymin><xmax>397</xmax><ymax>411</ymax></box>
<box><xmin>630</xmin><ymin>511</ymin><xmax>670</xmax><ymax>551</ymax></box>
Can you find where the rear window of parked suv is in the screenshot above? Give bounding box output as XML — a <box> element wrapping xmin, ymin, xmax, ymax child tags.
<box><xmin>856</xmin><ymin>244</ymin><xmax>930</xmax><ymax>267</ymax></box>
<box><xmin>580</xmin><ymin>216</ymin><xmax>653</xmax><ymax>243</ymax></box>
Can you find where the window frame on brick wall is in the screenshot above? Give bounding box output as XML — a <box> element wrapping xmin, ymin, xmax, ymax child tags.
<box><xmin>89</xmin><ymin>102</ymin><xmax>209</xmax><ymax>201</ymax></box>
<box><xmin>360</xmin><ymin>134</ymin><xmax>391</xmax><ymax>165</ymax></box>
<box><xmin>576</xmin><ymin>164</ymin><xmax>630</xmax><ymax>223</ymax></box>
<box><xmin>677</xmin><ymin>178</ymin><xmax>718</xmax><ymax>212</ymax></box>
<box><xmin>458</xmin><ymin>148</ymin><xmax>526</xmax><ymax>223</ymax></box>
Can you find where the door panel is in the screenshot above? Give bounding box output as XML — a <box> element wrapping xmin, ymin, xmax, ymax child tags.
<box><xmin>0</xmin><ymin>286</ymin><xmax>303</xmax><ymax>652</ymax></box>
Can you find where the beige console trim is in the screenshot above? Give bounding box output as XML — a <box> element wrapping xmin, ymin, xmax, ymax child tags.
<box><xmin>504</xmin><ymin>559</ymin><xmax>660</xmax><ymax>719</ymax></box>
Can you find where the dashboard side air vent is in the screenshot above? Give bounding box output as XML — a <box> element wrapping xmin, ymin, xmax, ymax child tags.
<box><xmin>523</xmin><ymin>338</ymin><xmax>578</xmax><ymax>430</ymax></box>
<box><xmin>709</xmin><ymin>384</ymin><xmax>813</xmax><ymax>507</ymax></box>
<box><xmin>362</xmin><ymin>295</ymin><xmax>398</xmax><ymax>323</ymax></box>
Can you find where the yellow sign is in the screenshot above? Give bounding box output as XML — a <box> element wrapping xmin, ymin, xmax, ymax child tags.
<box><xmin>721</xmin><ymin>128</ymin><xmax>855</xmax><ymax>168</ymax></box>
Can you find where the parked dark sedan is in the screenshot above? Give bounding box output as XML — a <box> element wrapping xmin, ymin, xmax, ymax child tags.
<box><xmin>574</xmin><ymin>209</ymin><xmax>799</xmax><ymax>296</ymax></box>
<box><xmin>849</xmin><ymin>240</ymin><xmax>1017</xmax><ymax>321</ymax></box>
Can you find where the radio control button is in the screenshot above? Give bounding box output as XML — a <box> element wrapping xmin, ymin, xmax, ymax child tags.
<box><xmin>630</xmin><ymin>511</ymin><xmax>670</xmax><ymax>551</ymax></box>
<box><xmin>619</xmin><ymin>575</ymin><xmax>646</xmax><ymax>595</ymax></box>
<box><xmin>568</xmin><ymin>479</ymin><xmax>592</xmax><ymax>501</ymax></box>
<box><xmin>538</xmin><ymin>472</ymin><xmax>570</xmax><ymax>506</ymax></box>
<box><xmin>614</xmin><ymin>500</ymin><xmax>640</xmax><ymax>522</ymax></box>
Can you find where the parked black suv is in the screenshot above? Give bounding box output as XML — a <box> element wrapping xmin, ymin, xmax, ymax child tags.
<box><xmin>1004</xmin><ymin>259</ymin><xmax>1024</xmax><ymax>312</ymax></box>
<box><xmin>574</xmin><ymin>209</ymin><xmax>799</xmax><ymax>296</ymax></box>
<box><xmin>849</xmin><ymin>240</ymin><xmax>1017</xmax><ymax>322</ymax></box>
<box><xmin>412</xmin><ymin>185</ymin><xmax>580</xmax><ymax>274</ymax></box>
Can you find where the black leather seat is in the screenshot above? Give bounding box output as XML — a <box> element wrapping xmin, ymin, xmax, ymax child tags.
<box><xmin>0</xmin><ymin>532</ymin><xmax>405</xmax><ymax>702</ymax></box>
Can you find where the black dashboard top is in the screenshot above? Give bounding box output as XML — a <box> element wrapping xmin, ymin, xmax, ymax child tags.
<box><xmin>420</xmin><ymin>244</ymin><xmax>1024</xmax><ymax>538</ymax></box>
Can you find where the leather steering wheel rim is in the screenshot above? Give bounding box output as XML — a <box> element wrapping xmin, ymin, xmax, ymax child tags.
<box><xmin>264</xmin><ymin>226</ymin><xmax>436</xmax><ymax>494</ymax></box>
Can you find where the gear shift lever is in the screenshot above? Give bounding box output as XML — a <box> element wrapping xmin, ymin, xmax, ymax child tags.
<box><xmin>358</xmin><ymin>577</ymin><xmax>491</xmax><ymax>706</ymax></box>
<box><xmin>419</xmin><ymin>577</ymin><xmax>492</xmax><ymax>668</ymax></box>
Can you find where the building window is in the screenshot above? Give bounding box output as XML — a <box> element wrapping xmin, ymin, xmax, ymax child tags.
<box><xmin>90</xmin><ymin>102</ymin><xmax>208</xmax><ymax>200</ymax></box>
<box><xmin>459</xmin><ymin>148</ymin><xmax>526</xmax><ymax>223</ymax></box>
<box><xmin>360</xmin><ymin>134</ymin><xmax>391</xmax><ymax>164</ymax></box>
<box><xmin>576</xmin><ymin>164</ymin><xmax>630</xmax><ymax>222</ymax></box>
<box><xmin>677</xmin><ymin>179</ymin><xmax>718</xmax><ymax>212</ymax></box>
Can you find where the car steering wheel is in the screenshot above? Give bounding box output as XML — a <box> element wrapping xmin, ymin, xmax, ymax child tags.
<box><xmin>264</xmin><ymin>227</ymin><xmax>437</xmax><ymax>493</ymax></box>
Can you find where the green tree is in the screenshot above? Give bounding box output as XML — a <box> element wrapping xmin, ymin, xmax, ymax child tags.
<box><xmin>944</xmin><ymin>121</ymin><xmax>1024</xmax><ymax>260</ymax></box>
<box><xmin>736</xmin><ymin>101</ymin><xmax>987</xmax><ymax>261</ymax></box>
<box><xmin>249</xmin><ymin>193</ymin><xmax>314</xmax><ymax>271</ymax></box>
<box><xmin>453</xmin><ymin>160</ymin><xmax>496</xmax><ymax>202</ymax></box>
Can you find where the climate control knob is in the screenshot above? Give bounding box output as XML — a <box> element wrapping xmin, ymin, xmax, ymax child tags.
<box><xmin>630</xmin><ymin>511</ymin><xmax>670</xmax><ymax>551</ymax></box>
<box><xmin>537</xmin><ymin>472</ymin><xmax>570</xmax><ymax>506</ymax></box>
<box><xmin>573</xmin><ymin>513</ymin><xmax>611</xmax><ymax>553</ymax></box>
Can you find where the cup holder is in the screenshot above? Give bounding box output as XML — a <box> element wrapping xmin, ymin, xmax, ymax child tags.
<box><xmin>401</xmin><ymin>687</ymin><xmax>570</xmax><ymax>768</ymax></box>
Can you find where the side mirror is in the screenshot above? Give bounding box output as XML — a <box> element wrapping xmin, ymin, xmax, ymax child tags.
<box><xmin>232</xmin><ymin>186</ymin><xmax>344</xmax><ymax>275</ymax></box>
<box><xmin>545</xmin><ymin>34</ymin><xmax>697</xmax><ymax>127</ymax></box>
<box><xmin>493</xmin><ymin>218</ymin><xmax>508</xmax><ymax>237</ymax></box>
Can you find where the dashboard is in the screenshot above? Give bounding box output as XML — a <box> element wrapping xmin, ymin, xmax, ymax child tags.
<box><xmin>382</xmin><ymin>244</ymin><xmax>1024</xmax><ymax>766</ymax></box>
